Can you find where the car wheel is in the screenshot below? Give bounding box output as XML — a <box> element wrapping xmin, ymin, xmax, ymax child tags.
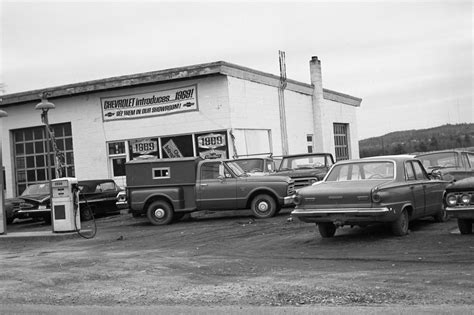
<box><xmin>391</xmin><ymin>209</ymin><xmax>409</xmax><ymax>236</ymax></box>
<box><xmin>146</xmin><ymin>200</ymin><xmax>174</xmax><ymax>225</ymax></box>
<box><xmin>80</xmin><ymin>205</ymin><xmax>94</xmax><ymax>221</ymax></box>
<box><xmin>318</xmin><ymin>222</ymin><xmax>336</xmax><ymax>238</ymax></box>
<box><xmin>457</xmin><ymin>219</ymin><xmax>472</xmax><ymax>235</ymax></box>
<box><xmin>433</xmin><ymin>208</ymin><xmax>449</xmax><ymax>222</ymax></box>
<box><xmin>250</xmin><ymin>194</ymin><xmax>277</xmax><ymax>219</ymax></box>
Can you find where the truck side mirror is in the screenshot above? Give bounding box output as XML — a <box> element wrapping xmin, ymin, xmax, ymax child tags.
<box><xmin>218</xmin><ymin>163</ymin><xmax>225</xmax><ymax>181</ymax></box>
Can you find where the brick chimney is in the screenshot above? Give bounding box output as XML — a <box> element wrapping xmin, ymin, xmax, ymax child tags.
<box><xmin>310</xmin><ymin>56</ymin><xmax>324</xmax><ymax>150</ymax></box>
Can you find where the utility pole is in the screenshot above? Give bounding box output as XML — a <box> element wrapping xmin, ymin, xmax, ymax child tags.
<box><xmin>278</xmin><ymin>50</ymin><xmax>289</xmax><ymax>155</ymax></box>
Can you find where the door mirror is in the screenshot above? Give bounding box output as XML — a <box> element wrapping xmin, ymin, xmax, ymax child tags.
<box><xmin>218</xmin><ymin>163</ymin><xmax>225</xmax><ymax>181</ymax></box>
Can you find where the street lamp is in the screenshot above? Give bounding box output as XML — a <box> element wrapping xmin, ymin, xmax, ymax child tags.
<box><xmin>36</xmin><ymin>94</ymin><xmax>55</xmax><ymax>229</ymax></box>
<box><xmin>0</xmin><ymin>109</ymin><xmax>8</xmax><ymax>235</ymax></box>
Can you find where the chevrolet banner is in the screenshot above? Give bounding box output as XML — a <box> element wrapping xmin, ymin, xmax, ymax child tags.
<box><xmin>101</xmin><ymin>85</ymin><xmax>198</xmax><ymax>121</ymax></box>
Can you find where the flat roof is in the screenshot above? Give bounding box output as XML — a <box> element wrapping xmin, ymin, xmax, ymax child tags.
<box><xmin>0</xmin><ymin>61</ymin><xmax>362</xmax><ymax>107</ymax></box>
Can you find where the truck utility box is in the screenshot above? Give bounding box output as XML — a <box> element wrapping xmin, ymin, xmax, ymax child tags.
<box><xmin>125</xmin><ymin>157</ymin><xmax>295</xmax><ymax>225</ymax></box>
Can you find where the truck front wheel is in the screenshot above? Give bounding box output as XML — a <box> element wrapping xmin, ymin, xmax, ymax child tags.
<box><xmin>251</xmin><ymin>194</ymin><xmax>277</xmax><ymax>219</ymax></box>
<box><xmin>147</xmin><ymin>200</ymin><xmax>174</xmax><ymax>225</ymax></box>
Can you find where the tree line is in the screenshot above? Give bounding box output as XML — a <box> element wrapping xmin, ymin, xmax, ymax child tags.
<box><xmin>359</xmin><ymin>123</ymin><xmax>474</xmax><ymax>158</ymax></box>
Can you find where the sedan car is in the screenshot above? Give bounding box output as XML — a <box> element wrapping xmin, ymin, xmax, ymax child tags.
<box><xmin>9</xmin><ymin>179</ymin><xmax>123</xmax><ymax>223</ymax></box>
<box><xmin>444</xmin><ymin>177</ymin><xmax>474</xmax><ymax>234</ymax></box>
<box><xmin>415</xmin><ymin>150</ymin><xmax>474</xmax><ymax>181</ymax></box>
<box><xmin>291</xmin><ymin>155</ymin><xmax>449</xmax><ymax>238</ymax></box>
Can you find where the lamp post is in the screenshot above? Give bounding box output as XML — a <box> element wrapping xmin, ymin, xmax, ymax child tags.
<box><xmin>35</xmin><ymin>94</ymin><xmax>55</xmax><ymax>229</ymax></box>
<box><xmin>0</xmin><ymin>109</ymin><xmax>8</xmax><ymax>235</ymax></box>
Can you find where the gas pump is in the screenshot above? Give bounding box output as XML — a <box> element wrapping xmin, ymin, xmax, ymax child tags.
<box><xmin>51</xmin><ymin>177</ymin><xmax>81</xmax><ymax>233</ymax></box>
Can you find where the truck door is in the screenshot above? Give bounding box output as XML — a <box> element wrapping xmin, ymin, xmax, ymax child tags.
<box><xmin>197</xmin><ymin>161</ymin><xmax>237</xmax><ymax>210</ymax></box>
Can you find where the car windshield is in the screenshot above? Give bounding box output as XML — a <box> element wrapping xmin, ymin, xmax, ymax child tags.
<box><xmin>21</xmin><ymin>183</ymin><xmax>50</xmax><ymax>196</ymax></box>
<box><xmin>225</xmin><ymin>161</ymin><xmax>246</xmax><ymax>176</ymax></box>
<box><xmin>326</xmin><ymin>161</ymin><xmax>395</xmax><ymax>182</ymax></box>
<box><xmin>416</xmin><ymin>152</ymin><xmax>458</xmax><ymax>169</ymax></box>
<box><xmin>279</xmin><ymin>156</ymin><xmax>328</xmax><ymax>170</ymax></box>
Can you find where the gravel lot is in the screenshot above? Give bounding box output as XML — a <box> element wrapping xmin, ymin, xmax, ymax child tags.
<box><xmin>1</xmin><ymin>209</ymin><xmax>473</xmax><ymax>311</ymax></box>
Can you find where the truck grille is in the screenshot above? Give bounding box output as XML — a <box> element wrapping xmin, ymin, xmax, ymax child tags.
<box><xmin>293</xmin><ymin>177</ymin><xmax>317</xmax><ymax>189</ymax></box>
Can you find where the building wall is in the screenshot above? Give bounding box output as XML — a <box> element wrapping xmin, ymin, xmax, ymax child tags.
<box><xmin>227</xmin><ymin>76</ymin><xmax>316</xmax><ymax>156</ymax></box>
<box><xmin>320</xmin><ymin>98</ymin><xmax>360</xmax><ymax>159</ymax></box>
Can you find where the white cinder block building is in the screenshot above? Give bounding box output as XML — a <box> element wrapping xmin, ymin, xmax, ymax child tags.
<box><xmin>0</xmin><ymin>56</ymin><xmax>361</xmax><ymax>197</ymax></box>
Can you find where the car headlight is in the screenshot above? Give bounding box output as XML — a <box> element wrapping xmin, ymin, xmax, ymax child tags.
<box><xmin>446</xmin><ymin>193</ymin><xmax>458</xmax><ymax>206</ymax></box>
<box><xmin>460</xmin><ymin>194</ymin><xmax>471</xmax><ymax>205</ymax></box>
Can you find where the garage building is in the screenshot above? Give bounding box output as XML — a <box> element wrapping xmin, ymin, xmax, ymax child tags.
<box><xmin>0</xmin><ymin>56</ymin><xmax>362</xmax><ymax>196</ymax></box>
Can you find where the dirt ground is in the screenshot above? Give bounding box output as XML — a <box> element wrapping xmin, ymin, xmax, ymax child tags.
<box><xmin>0</xmin><ymin>209</ymin><xmax>473</xmax><ymax>309</ymax></box>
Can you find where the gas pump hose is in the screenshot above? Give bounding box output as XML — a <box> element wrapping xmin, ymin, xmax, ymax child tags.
<box><xmin>74</xmin><ymin>193</ymin><xmax>97</xmax><ymax>239</ymax></box>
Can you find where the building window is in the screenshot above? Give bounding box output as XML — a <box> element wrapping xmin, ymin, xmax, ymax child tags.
<box><xmin>306</xmin><ymin>134</ymin><xmax>313</xmax><ymax>153</ymax></box>
<box><xmin>108</xmin><ymin>142</ymin><xmax>128</xmax><ymax>177</ymax></box>
<box><xmin>13</xmin><ymin>123</ymin><xmax>74</xmax><ymax>195</ymax></box>
<box><xmin>333</xmin><ymin>123</ymin><xmax>349</xmax><ymax>161</ymax></box>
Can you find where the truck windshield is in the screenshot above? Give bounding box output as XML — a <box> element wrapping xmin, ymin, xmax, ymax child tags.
<box><xmin>226</xmin><ymin>161</ymin><xmax>246</xmax><ymax>177</ymax></box>
<box><xmin>279</xmin><ymin>156</ymin><xmax>327</xmax><ymax>170</ymax></box>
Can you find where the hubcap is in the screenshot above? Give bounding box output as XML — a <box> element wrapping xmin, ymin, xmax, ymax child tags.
<box><xmin>257</xmin><ymin>201</ymin><xmax>269</xmax><ymax>212</ymax></box>
<box><xmin>154</xmin><ymin>208</ymin><xmax>165</xmax><ymax>219</ymax></box>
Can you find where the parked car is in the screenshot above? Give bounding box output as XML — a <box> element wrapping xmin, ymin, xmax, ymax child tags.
<box><xmin>9</xmin><ymin>179</ymin><xmax>123</xmax><ymax>223</ymax></box>
<box><xmin>444</xmin><ymin>177</ymin><xmax>474</xmax><ymax>234</ymax></box>
<box><xmin>232</xmin><ymin>156</ymin><xmax>276</xmax><ymax>176</ymax></box>
<box><xmin>291</xmin><ymin>155</ymin><xmax>449</xmax><ymax>238</ymax></box>
<box><xmin>273</xmin><ymin>153</ymin><xmax>335</xmax><ymax>189</ymax></box>
<box><xmin>415</xmin><ymin>150</ymin><xmax>474</xmax><ymax>181</ymax></box>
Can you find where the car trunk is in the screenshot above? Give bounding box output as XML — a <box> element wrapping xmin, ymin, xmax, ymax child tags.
<box><xmin>299</xmin><ymin>180</ymin><xmax>388</xmax><ymax>209</ymax></box>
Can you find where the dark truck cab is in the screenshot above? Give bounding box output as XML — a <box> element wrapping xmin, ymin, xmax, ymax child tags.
<box><xmin>125</xmin><ymin>157</ymin><xmax>295</xmax><ymax>225</ymax></box>
<box><xmin>273</xmin><ymin>153</ymin><xmax>335</xmax><ymax>189</ymax></box>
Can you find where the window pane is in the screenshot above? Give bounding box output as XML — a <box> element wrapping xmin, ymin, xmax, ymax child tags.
<box><xmin>15</xmin><ymin>143</ymin><xmax>24</xmax><ymax>155</ymax></box>
<box><xmin>24</xmin><ymin>130</ymin><xmax>33</xmax><ymax>141</ymax></box>
<box><xmin>37</xmin><ymin>169</ymin><xmax>46</xmax><ymax>181</ymax></box>
<box><xmin>112</xmin><ymin>158</ymin><xmax>126</xmax><ymax>176</ymax></box>
<box><xmin>35</xmin><ymin>141</ymin><xmax>44</xmax><ymax>154</ymax></box>
<box><xmin>65</xmin><ymin>138</ymin><xmax>73</xmax><ymax>150</ymax></box>
<box><xmin>36</xmin><ymin>155</ymin><xmax>45</xmax><ymax>167</ymax></box>
<box><xmin>26</xmin><ymin>156</ymin><xmax>35</xmax><ymax>168</ymax></box>
<box><xmin>27</xmin><ymin>170</ymin><xmax>36</xmax><ymax>181</ymax></box>
<box><xmin>34</xmin><ymin>128</ymin><xmax>43</xmax><ymax>140</ymax></box>
<box><xmin>25</xmin><ymin>143</ymin><xmax>34</xmax><ymax>154</ymax></box>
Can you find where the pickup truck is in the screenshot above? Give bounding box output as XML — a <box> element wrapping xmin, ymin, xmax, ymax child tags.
<box><xmin>124</xmin><ymin>157</ymin><xmax>295</xmax><ymax>225</ymax></box>
<box><xmin>272</xmin><ymin>153</ymin><xmax>335</xmax><ymax>189</ymax></box>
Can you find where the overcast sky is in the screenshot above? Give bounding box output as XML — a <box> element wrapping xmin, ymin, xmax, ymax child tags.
<box><xmin>1</xmin><ymin>0</ymin><xmax>472</xmax><ymax>139</ymax></box>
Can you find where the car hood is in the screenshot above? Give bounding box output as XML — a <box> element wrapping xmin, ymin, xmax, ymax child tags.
<box><xmin>273</xmin><ymin>168</ymin><xmax>328</xmax><ymax>179</ymax></box>
<box><xmin>446</xmin><ymin>177</ymin><xmax>474</xmax><ymax>192</ymax></box>
<box><xmin>243</xmin><ymin>174</ymin><xmax>292</xmax><ymax>183</ymax></box>
<box><xmin>17</xmin><ymin>194</ymin><xmax>50</xmax><ymax>204</ymax></box>
<box><xmin>296</xmin><ymin>180</ymin><xmax>391</xmax><ymax>207</ymax></box>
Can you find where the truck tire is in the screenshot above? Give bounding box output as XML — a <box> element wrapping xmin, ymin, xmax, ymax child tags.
<box><xmin>147</xmin><ymin>200</ymin><xmax>174</xmax><ymax>225</ymax></box>
<box><xmin>457</xmin><ymin>219</ymin><xmax>472</xmax><ymax>234</ymax></box>
<box><xmin>318</xmin><ymin>222</ymin><xmax>336</xmax><ymax>238</ymax></box>
<box><xmin>250</xmin><ymin>194</ymin><xmax>277</xmax><ymax>219</ymax></box>
<box><xmin>391</xmin><ymin>209</ymin><xmax>409</xmax><ymax>236</ymax></box>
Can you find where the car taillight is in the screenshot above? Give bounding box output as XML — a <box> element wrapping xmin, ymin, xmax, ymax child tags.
<box><xmin>446</xmin><ymin>193</ymin><xmax>457</xmax><ymax>206</ymax></box>
<box><xmin>372</xmin><ymin>192</ymin><xmax>382</xmax><ymax>203</ymax></box>
<box><xmin>293</xmin><ymin>194</ymin><xmax>302</xmax><ymax>205</ymax></box>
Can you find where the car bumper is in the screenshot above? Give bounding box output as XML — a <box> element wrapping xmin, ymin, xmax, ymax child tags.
<box><xmin>446</xmin><ymin>206</ymin><xmax>474</xmax><ymax>219</ymax></box>
<box><xmin>291</xmin><ymin>207</ymin><xmax>394</xmax><ymax>224</ymax></box>
<box><xmin>15</xmin><ymin>209</ymin><xmax>51</xmax><ymax>219</ymax></box>
<box><xmin>284</xmin><ymin>196</ymin><xmax>295</xmax><ymax>206</ymax></box>
<box><xmin>116</xmin><ymin>201</ymin><xmax>129</xmax><ymax>209</ymax></box>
